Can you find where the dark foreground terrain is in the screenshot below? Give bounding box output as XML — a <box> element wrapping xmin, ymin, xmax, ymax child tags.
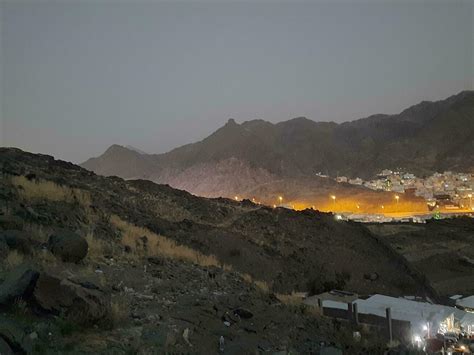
<box><xmin>0</xmin><ymin>148</ymin><xmax>465</xmax><ymax>353</ymax></box>
<box><xmin>368</xmin><ymin>218</ymin><xmax>474</xmax><ymax>298</ymax></box>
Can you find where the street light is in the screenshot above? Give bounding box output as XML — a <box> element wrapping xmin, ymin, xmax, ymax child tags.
<box><xmin>330</xmin><ymin>195</ymin><xmax>336</xmax><ymax>209</ymax></box>
<box><xmin>278</xmin><ymin>196</ymin><xmax>283</xmax><ymax>205</ymax></box>
<box><xmin>468</xmin><ymin>194</ymin><xmax>472</xmax><ymax>209</ymax></box>
<box><xmin>395</xmin><ymin>195</ymin><xmax>400</xmax><ymax>204</ymax></box>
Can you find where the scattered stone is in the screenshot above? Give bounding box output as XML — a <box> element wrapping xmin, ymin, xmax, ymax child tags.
<box><xmin>233</xmin><ymin>308</ymin><xmax>253</xmax><ymax>319</ymax></box>
<box><xmin>29</xmin><ymin>331</ymin><xmax>38</xmax><ymax>340</ymax></box>
<box><xmin>112</xmin><ymin>281</ymin><xmax>124</xmax><ymax>292</ymax></box>
<box><xmin>0</xmin><ymin>230</ymin><xmax>37</xmax><ymax>255</ymax></box>
<box><xmin>459</xmin><ymin>256</ymin><xmax>474</xmax><ymax>267</ymax></box>
<box><xmin>364</xmin><ymin>272</ymin><xmax>379</xmax><ymax>281</ymax></box>
<box><xmin>33</xmin><ymin>273</ymin><xmax>110</xmax><ymax>324</ymax></box>
<box><xmin>182</xmin><ymin>328</ymin><xmax>192</xmax><ymax>347</ymax></box>
<box><xmin>223</xmin><ymin>321</ymin><xmax>230</xmax><ymax>327</ymax></box>
<box><xmin>0</xmin><ymin>265</ymin><xmax>39</xmax><ymax>305</ymax></box>
<box><xmin>219</xmin><ymin>335</ymin><xmax>225</xmax><ymax>352</ymax></box>
<box><xmin>47</xmin><ymin>229</ymin><xmax>88</xmax><ymax>263</ymax></box>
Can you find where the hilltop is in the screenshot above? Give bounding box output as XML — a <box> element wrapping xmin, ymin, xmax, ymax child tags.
<box><xmin>0</xmin><ymin>147</ymin><xmax>441</xmax><ymax>353</ymax></box>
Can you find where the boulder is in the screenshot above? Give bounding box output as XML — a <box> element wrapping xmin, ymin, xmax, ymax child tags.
<box><xmin>33</xmin><ymin>274</ymin><xmax>110</xmax><ymax>325</ymax></box>
<box><xmin>0</xmin><ymin>265</ymin><xmax>39</xmax><ymax>305</ymax></box>
<box><xmin>0</xmin><ymin>336</ymin><xmax>14</xmax><ymax>355</ymax></box>
<box><xmin>47</xmin><ymin>230</ymin><xmax>88</xmax><ymax>263</ymax></box>
<box><xmin>233</xmin><ymin>308</ymin><xmax>253</xmax><ymax>319</ymax></box>
<box><xmin>364</xmin><ymin>272</ymin><xmax>379</xmax><ymax>282</ymax></box>
<box><xmin>0</xmin><ymin>230</ymin><xmax>38</xmax><ymax>255</ymax></box>
<box><xmin>0</xmin><ymin>317</ymin><xmax>33</xmax><ymax>354</ymax></box>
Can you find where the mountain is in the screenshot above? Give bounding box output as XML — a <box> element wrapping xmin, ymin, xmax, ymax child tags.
<box><xmin>125</xmin><ymin>145</ymin><xmax>147</xmax><ymax>155</ymax></box>
<box><xmin>0</xmin><ymin>147</ymin><xmax>447</xmax><ymax>352</ymax></box>
<box><xmin>82</xmin><ymin>91</ymin><xmax>474</xmax><ymax>199</ymax></box>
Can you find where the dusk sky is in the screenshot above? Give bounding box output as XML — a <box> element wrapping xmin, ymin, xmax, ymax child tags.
<box><xmin>1</xmin><ymin>1</ymin><xmax>473</xmax><ymax>163</ymax></box>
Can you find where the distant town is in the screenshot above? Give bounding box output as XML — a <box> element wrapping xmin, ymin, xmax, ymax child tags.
<box><xmin>316</xmin><ymin>170</ymin><xmax>474</xmax><ymax>223</ymax></box>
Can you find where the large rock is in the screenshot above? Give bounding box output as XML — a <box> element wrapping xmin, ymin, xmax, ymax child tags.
<box><xmin>33</xmin><ymin>274</ymin><xmax>110</xmax><ymax>325</ymax></box>
<box><xmin>0</xmin><ymin>317</ymin><xmax>33</xmax><ymax>354</ymax></box>
<box><xmin>0</xmin><ymin>265</ymin><xmax>39</xmax><ymax>305</ymax></box>
<box><xmin>0</xmin><ymin>336</ymin><xmax>14</xmax><ymax>355</ymax></box>
<box><xmin>0</xmin><ymin>230</ymin><xmax>37</xmax><ymax>255</ymax></box>
<box><xmin>47</xmin><ymin>230</ymin><xmax>88</xmax><ymax>263</ymax></box>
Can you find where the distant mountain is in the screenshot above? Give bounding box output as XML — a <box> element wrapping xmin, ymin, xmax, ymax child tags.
<box><xmin>125</xmin><ymin>145</ymin><xmax>147</xmax><ymax>155</ymax></box>
<box><xmin>82</xmin><ymin>91</ymin><xmax>474</xmax><ymax>199</ymax></box>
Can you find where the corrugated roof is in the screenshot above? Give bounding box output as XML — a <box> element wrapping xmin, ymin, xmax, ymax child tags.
<box><xmin>457</xmin><ymin>296</ymin><xmax>474</xmax><ymax>309</ymax></box>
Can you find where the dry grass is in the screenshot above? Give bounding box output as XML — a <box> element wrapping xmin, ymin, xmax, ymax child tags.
<box><xmin>275</xmin><ymin>292</ymin><xmax>305</xmax><ymax>306</ymax></box>
<box><xmin>85</xmin><ymin>232</ymin><xmax>106</xmax><ymax>261</ymax></box>
<box><xmin>238</xmin><ymin>272</ymin><xmax>271</xmax><ymax>293</ymax></box>
<box><xmin>23</xmin><ymin>223</ymin><xmax>52</xmax><ymax>244</ymax></box>
<box><xmin>5</xmin><ymin>251</ymin><xmax>24</xmax><ymax>269</ymax></box>
<box><xmin>110</xmin><ymin>215</ymin><xmax>229</xmax><ymax>268</ymax></box>
<box><xmin>12</xmin><ymin>175</ymin><xmax>91</xmax><ymax>206</ymax></box>
<box><xmin>13</xmin><ymin>297</ymin><xmax>28</xmax><ymax>315</ymax></box>
<box><xmin>108</xmin><ymin>296</ymin><xmax>130</xmax><ymax>327</ymax></box>
<box><xmin>35</xmin><ymin>249</ymin><xmax>58</xmax><ymax>267</ymax></box>
<box><xmin>254</xmin><ymin>280</ymin><xmax>270</xmax><ymax>293</ymax></box>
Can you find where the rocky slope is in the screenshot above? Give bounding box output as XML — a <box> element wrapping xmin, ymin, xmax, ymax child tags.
<box><xmin>367</xmin><ymin>218</ymin><xmax>474</xmax><ymax>298</ymax></box>
<box><xmin>82</xmin><ymin>91</ymin><xmax>474</xmax><ymax>199</ymax></box>
<box><xmin>0</xmin><ymin>148</ymin><xmax>441</xmax><ymax>353</ymax></box>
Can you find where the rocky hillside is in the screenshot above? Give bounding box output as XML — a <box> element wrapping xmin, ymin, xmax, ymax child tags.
<box><xmin>0</xmin><ymin>148</ymin><xmax>439</xmax><ymax>353</ymax></box>
<box><xmin>82</xmin><ymin>91</ymin><xmax>474</xmax><ymax>199</ymax></box>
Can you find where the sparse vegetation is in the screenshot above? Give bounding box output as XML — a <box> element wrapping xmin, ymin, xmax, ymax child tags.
<box><xmin>13</xmin><ymin>297</ymin><xmax>28</xmax><ymax>315</ymax></box>
<box><xmin>275</xmin><ymin>291</ymin><xmax>305</xmax><ymax>306</ymax></box>
<box><xmin>12</xmin><ymin>175</ymin><xmax>91</xmax><ymax>206</ymax></box>
<box><xmin>5</xmin><ymin>250</ymin><xmax>24</xmax><ymax>269</ymax></box>
<box><xmin>110</xmin><ymin>215</ymin><xmax>227</xmax><ymax>268</ymax></box>
<box><xmin>85</xmin><ymin>231</ymin><xmax>106</xmax><ymax>261</ymax></box>
<box><xmin>108</xmin><ymin>296</ymin><xmax>130</xmax><ymax>327</ymax></box>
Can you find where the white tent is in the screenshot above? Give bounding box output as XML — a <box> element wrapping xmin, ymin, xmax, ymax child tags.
<box><xmin>456</xmin><ymin>296</ymin><xmax>474</xmax><ymax>310</ymax></box>
<box><xmin>458</xmin><ymin>312</ymin><xmax>474</xmax><ymax>334</ymax></box>
<box><xmin>353</xmin><ymin>294</ymin><xmax>455</xmax><ymax>335</ymax></box>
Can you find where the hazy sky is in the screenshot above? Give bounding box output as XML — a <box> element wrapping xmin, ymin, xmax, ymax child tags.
<box><xmin>1</xmin><ymin>1</ymin><xmax>473</xmax><ymax>163</ymax></box>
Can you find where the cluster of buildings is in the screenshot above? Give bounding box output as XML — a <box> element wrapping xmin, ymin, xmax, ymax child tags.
<box><xmin>334</xmin><ymin>170</ymin><xmax>474</xmax><ymax>211</ymax></box>
<box><xmin>303</xmin><ymin>291</ymin><xmax>474</xmax><ymax>350</ymax></box>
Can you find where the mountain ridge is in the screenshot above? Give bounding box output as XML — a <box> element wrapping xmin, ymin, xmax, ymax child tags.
<box><xmin>82</xmin><ymin>90</ymin><xmax>474</xmax><ymax>198</ymax></box>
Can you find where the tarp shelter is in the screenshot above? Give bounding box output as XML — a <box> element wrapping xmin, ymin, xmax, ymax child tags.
<box><xmin>353</xmin><ymin>294</ymin><xmax>456</xmax><ymax>337</ymax></box>
<box><xmin>456</xmin><ymin>296</ymin><xmax>474</xmax><ymax>311</ymax></box>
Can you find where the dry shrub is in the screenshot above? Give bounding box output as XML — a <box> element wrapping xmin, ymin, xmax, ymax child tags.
<box><xmin>275</xmin><ymin>292</ymin><xmax>305</xmax><ymax>306</ymax></box>
<box><xmin>35</xmin><ymin>249</ymin><xmax>58</xmax><ymax>267</ymax></box>
<box><xmin>85</xmin><ymin>232</ymin><xmax>105</xmax><ymax>261</ymax></box>
<box><xmin>110</xmin><ymin>215</ymin><xmax>227</xmax><ymax>268</ymax></box>
<box><xmin>12</xmin><ymin>176</ymin><xmax>91</xmax><ymax>206</ymax></box>
<box><xmin>5</xmin><ymin>251</ymin><xmax>24</xmax><ymax>269</ymax></box>
<box><xmin>254</xmin><ymin>280</ymin><xmax>270</xmax><ymax>293</ymax></box>
<box><xmin>239</xmin><ymin>272</ymin><xmax>271</xmax><ymax>293</ymax></box>
<box><xmin>108</xmin><ymin>296</ymin><xmax>130</xmax><ymax>327</ymax></box>
<box><xmin>241</xmin><ymin>273</ymin><xmax>253</xmax><ymax>283</ymax></box>
<box><xmin>13</xmin><ymin>297</ymin><xmax>28</xmax><ymax>315</ymax></box>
